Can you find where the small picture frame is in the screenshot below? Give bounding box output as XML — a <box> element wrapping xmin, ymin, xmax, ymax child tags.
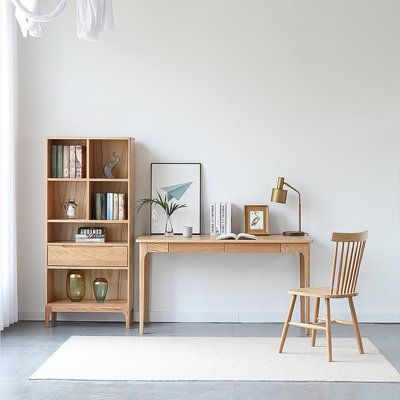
<box><xmin>244</xmin><ymin>205</ymin><xmax>269</xmax><ymax>235</ymax></box>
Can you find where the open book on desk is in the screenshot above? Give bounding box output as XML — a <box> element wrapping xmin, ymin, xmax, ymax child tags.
<box><xmin>216</xmin><ymin>233</ymin><xmax>257</xmax><ymax>240</ymax></box>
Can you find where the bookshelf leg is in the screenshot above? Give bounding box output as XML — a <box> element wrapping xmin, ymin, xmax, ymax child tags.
<box><xmin>125</xmin><ymin>310</ymin><xmax>131</xmax><ymax>329</ymax></box>
<box><xmin>45</xmin><ymin>307</ymin><xmax>51</xmax><ymax>328</ymax></box>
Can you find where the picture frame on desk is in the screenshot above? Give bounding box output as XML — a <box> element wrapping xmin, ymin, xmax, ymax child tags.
<box><xmin>244</xmin><ymin>205</ymin><xmax>269</xmax><ymax>235</ymax></box>
<box><xmin>150</xmin><ymin>163</ymin><xmax>202</xmax><ymax>235</ymax></box>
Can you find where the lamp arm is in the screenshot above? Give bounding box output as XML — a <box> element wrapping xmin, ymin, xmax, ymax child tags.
<box><xmin>283</xmin><ymin>182</ymin><xmax>302</xmax><ymax>232</ymax></box>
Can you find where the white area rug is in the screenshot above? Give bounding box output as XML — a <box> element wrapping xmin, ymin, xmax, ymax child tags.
<box><xmin>30</xmin><ymin>336</ymin><xmax>400</xmax><ymax>382</ymax></box>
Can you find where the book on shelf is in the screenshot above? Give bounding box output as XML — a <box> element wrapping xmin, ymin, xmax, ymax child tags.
<box><xmin>69</xmin><ymin>145</ymin><xmax>76</xmax><ymax>178</ymax></box>
<box><xmin>51</xmin><ymin>145</ymin><xmax>57</xmax><ymax>178</ymax></box>
<box><xmin>75</xmin><ymin>234</ymin><xmax>106</xmax><ymax>243</ymax></box>
<box><xmin>216</xmin><ymin>232</ymin><xmax>256</xmax><ymax>240</ymax></box>
<box><xmin>113</xmin><ymin>193</ymin><xmax>119</xmax><ymax>220</ymax></box>
<box><xmin>75</xmin><ymin>145</ymin><xmax>85</xmax><ymax>178</ymax></box>
<box><xmin>63</xmin><ymin>145</ymin><xmax>70</xmax><ymax>178</ymax></box>
<box><xmin>95</xmin><ymin>193</ymin><xmax>102</xmax><ymax>220</ymax></box>
<box><xmin>210</xmin><ymin>202</ymin><xmax>232</xmax><ymax>236</ymax></box>
<box><xmin>95</xmin><ymin>192</ymin><xmax>127</xmax><ymax>220</ymax></box>
<box><xmin>56</xmin><ymin>145</ymin><xmax>63</xmax><ymax>178</ymax></box>
<box><xmin>76</xmin><ymin>227</ymin><xmax>106</xmax><ymax>243</ymax></box>
<box><xmin>118</xmin><ymin>193</ymin><xmax>125</xmax><ymax>220</ymax></box>
<box><xmin>49</xmin><ymin>144</ymin><xmax>86</xmax><ymax>178</ymax></box>
<box><xmin>106</xmin><ymin>193</ymin><xmax>113</xmax><ymax>219</ymax></box>
<box><xmin>100</xmin><ymin>193</ymin><xmax>107</xmax><ymax>220</ymax></box>
<box><xmin>78</xmin><ymin>227</ymin><xmax>106</xmax><ymax>235</ymax></box>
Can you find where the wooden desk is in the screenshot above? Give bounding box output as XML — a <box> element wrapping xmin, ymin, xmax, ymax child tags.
<box><xmin>136</xmin><ymin>235</ymin><xmax>313</xmax><ymax>335</ymax></box>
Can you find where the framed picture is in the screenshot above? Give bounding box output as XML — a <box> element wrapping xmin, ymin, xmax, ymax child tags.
<box><xmin>244</xmin><ymin>205</ymin><xmax>269</xmax><ymax>235</ymax></box>
<box><xmin>150</xmin><ymin>163</ymin><xmax>201</xmax><ymax>234</ymax></box>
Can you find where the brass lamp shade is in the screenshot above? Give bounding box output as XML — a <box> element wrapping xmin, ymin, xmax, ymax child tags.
<box><xmin>271</xmin><ymin>188</ymin><xmax>287</xmax><ymax>204</ymax></box>
<box><xmin>270</xmin><ymin>176</ymin><xmax>306</xmax><ymax>236</ymax></box>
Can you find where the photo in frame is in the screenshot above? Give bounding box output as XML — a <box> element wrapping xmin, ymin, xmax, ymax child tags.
<box><xmin>244</xmin><ymin>205</ymin><xmax>269</xmax><ymax>235</ymax></box>
<box><xmin>150</xmin><ymin>163</ymin><xmax>201</xmax><ymax>234</ymax></box>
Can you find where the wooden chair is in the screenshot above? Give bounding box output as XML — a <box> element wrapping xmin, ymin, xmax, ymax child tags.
<box><xmin>278</xmin><ymin>231</ymin><xmax>368</xmax><ymax>361</ymax></box>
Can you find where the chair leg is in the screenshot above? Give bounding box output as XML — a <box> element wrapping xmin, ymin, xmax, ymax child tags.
<box><xmin>311</xmin><ymin>297</ymin><xmax>320</xmax><ymax>347</ymax></box>
<box><xmin>325</xmin><ymin>298</ymin><xmax>332</xmax><ymax>362</ymax></box>
<box><xmin>278</xmin><ymin>295</ymin><xmax>297</xmax><ymax>353</ymax></box>
<box><xmin>348</xmin><ymin>297</ymin><xmax>364</xmax><ymax>354</ymax></box>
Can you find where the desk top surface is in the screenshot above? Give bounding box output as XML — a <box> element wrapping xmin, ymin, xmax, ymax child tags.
<box><xmin>136</xmin><ymin>234</ymin><xmax>313</xmax><ymax>244</ymax></box>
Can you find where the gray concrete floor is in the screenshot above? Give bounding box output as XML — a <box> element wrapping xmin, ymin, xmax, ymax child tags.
<box><xmin>1</xmin><ymin>321</ymin><xmax>399</xmax><ymax>400</ymax></box>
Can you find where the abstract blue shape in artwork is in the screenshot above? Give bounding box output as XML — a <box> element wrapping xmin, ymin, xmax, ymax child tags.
<box><xmin>161</xmin><ymin>182</ymin><xmax>193</xmax><ymax>201</ymax></box>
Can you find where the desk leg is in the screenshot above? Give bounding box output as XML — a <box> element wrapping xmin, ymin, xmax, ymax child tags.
<box><xmin>144</xmin><ymin>252</ymin><xmax>150</xmax><ymax>324</ymax></box>
<box><xmin>300</xmin><ymin>245</ymin><xmax>311</xmax><ymax>335</ymax></box>
<box><xmin>139</xmin><ymin>243</ymin><xmax>148</xmax><ymax>335</ymax></box>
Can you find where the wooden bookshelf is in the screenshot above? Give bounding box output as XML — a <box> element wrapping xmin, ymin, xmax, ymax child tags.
<box><xmin>45</xmin><ymin>137</ymin><xmax>134</xmax><ymax>328</ymax></box>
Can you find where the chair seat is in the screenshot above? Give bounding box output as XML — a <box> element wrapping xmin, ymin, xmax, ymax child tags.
<box><xmin>287</xmin><ymin>286</ymin><xmax>358</xmax><ymax>298</ymax></box>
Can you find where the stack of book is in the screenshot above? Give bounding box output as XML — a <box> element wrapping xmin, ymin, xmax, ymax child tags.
<box><xmin>210</xmin><ymin>202</ymin><xmax>232</xmax><ymax>236</ymax></box>
<box><xmin>75</xmin><ymin>227</ymin><xmax>106</xmax><ymax>243</ymax></box>
<box><xmin>94</xmin><ymin>193</ymin><xmax>126</xmax><ymax>220</ymax></box>
<box><xmin>51</xmin><ymin>145</ymin><xmax>86</xmax><ymax>178</ymax></box>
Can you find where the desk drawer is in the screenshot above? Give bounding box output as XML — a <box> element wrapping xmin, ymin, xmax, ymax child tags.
<box><xmin>224</xmin><ymin>243</ymin><xmax>280</xmax><ymax>253</ymax></box>
<box><xmin>169</xmin><ymin>243</ymin><xmax>225</xmax><ymax>253</ymax></box>
<box><xmin>48</xmin><ymin>245</ymin><xmax>128</xmax><ymax>267</ymax></box>
<box><xmin>281</xmin><ymin>244</ymin><xmax>304</xmax><ymax>253</ymax></box>
<box><xmin>148</xmin><ymin>243</ymin><xmax>169</xmax><ymax>253</ymax></box>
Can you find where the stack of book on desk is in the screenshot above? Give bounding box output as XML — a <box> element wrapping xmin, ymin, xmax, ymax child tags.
<box><xmin>209</xmin><ymin>202</ymin><xmax>232</xmax><ymax>235</ymax></box>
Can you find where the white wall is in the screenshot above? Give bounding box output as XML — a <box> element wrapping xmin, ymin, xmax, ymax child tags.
<box><xmin>17</xmin><ymin>0</ymin><xmax>400</xmax><ymax>322</ymax></box>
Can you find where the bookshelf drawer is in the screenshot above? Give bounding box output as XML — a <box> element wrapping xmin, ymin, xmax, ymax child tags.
<box><xmin>48</xmin><ymin>245</ymin><xmax>128</xmax><ymax>267</ymax></box>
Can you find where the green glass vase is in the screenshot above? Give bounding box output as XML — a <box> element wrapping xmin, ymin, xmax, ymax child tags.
<box><xmin>93</xmin><ymin>277</ymin><xmax>108</xmax><ymax>303</ymax></box>
<box><xmin>66</xmin><ymin>270</ymin><xmax>85</xmax><ymax>302</ymax></box>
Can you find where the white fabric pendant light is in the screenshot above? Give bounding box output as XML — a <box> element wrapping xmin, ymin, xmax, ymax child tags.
<box><xmin>10</xmin><ymin>0</ymin><xmax>113</xmax><ymax>40</ymax></box>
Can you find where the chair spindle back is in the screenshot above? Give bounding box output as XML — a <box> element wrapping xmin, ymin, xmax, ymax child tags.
<box><xmin>329</xmin><ymin>231</ymin><xmax>368</xmax><ymax>295</ymax></box>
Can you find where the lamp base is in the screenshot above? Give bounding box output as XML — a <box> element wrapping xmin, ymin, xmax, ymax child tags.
<box><xmin>283</xmin><ymin>231</ymin><xmax>306</xmax><ymax>236</ymax></box>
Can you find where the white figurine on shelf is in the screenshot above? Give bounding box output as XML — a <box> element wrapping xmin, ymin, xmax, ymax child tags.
<box><xmin>64</xmin><ymin>199</ymin><xmax>77</xmax><ymax>219</ymax></box>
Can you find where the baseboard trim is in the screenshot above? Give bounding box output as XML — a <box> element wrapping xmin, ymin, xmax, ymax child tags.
<box><xmin>19</xmin><ymin>311</ymin><xmax>400</xmax><ymax>323</ymax></box>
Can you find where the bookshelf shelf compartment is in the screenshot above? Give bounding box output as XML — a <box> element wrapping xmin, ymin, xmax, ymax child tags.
<box><xmin>89</xmin><ymin>139</ymin><xmax>129</xmax><ymax>179</ymax></box>
<box><xmin>47</xmin><ymin>181</ymin><xmax>87</xmax><ymax>220</ymax></box>
<box><xmin>47</xmin><ymin>300</ymin><xmax>128</xmax><ymax>313</ymax></box>
<box><xmin>47</xmin><ymin>222</ymin><xmax>128</xmax><ymax>243</ymax></box>
<box><xmin>47</xmin><ymin>269</ymin><xmax>128</xmax><ymax>302</ymax></box>
<box><xmin>47</xmin><ymin>138</ymin><xmax>87</xmax><ymax>179</ymax></box>
<box><xmin>90</xmin><ymin>181</ymin><xmax>129</xmax><ymax>220</ymax></box>
<box><xmin>45</xmin><ymin>137</ymin><xmax>134</xmax><ymax>328</ymax></box>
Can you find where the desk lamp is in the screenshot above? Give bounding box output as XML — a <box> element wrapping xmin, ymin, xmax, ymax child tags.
<box><xmin>271</xmin><ymin>177</ymin><xmax>305</xmax><ymax>236</ymax></box>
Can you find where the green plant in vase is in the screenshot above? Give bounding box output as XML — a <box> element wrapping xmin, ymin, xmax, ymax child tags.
<box><xmin>137</xmin><ymin>191</ymin><xmax>187</xmax><ymax>236</ymax></box>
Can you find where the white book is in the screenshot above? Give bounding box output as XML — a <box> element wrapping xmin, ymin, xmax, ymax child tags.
<box><xmin>215</xmin><ymin>202</ymin><xmax>221</xmax><ymax>235</ymax></box>
<box><xmin>69</xmin><ymin>145</ymin><xmax>76</xmax><ymax>178</ymax></box>
<box><xmin>118</xmin><ymin>193</ymin><xmax>125</xmax><ymax>220</ymax></box>
<box><xmin>226</xmin><ymin>202</ymin><xmax>232</xmax><ymax>234</ymax></box>
<box><xmin>216</xmin><ymin>232</ymin><xmax>257</xmax><ymax>241</ymax></box>
<box><xmin>209</xmin><ymin>203</ymin><xmax>216</xmax><ymax>236</ymax></box>
<box><xmin>107</xmin><ymin>193</ymin><xmax>113</xmax><ymax>220</ymax></box>
<box><xmin>113</xmin><ymin>193</ymin><xmax>119</xmax><ymax>220</ymax></box>
<box><xmin>221</xmin><ymin>202</ymin><xmax>226</xmax><ymax>234</ymax></box>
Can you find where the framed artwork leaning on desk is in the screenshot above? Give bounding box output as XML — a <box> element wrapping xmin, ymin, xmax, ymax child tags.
<box><xmin>244</xmin><ymin>205</ymin><xmax>269</xmax><ymax>235</ymax></box>
<box><xmin>150</xmin><ymin>163</ymin><xmax>202</xmax><ymax>235</ymax></box>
